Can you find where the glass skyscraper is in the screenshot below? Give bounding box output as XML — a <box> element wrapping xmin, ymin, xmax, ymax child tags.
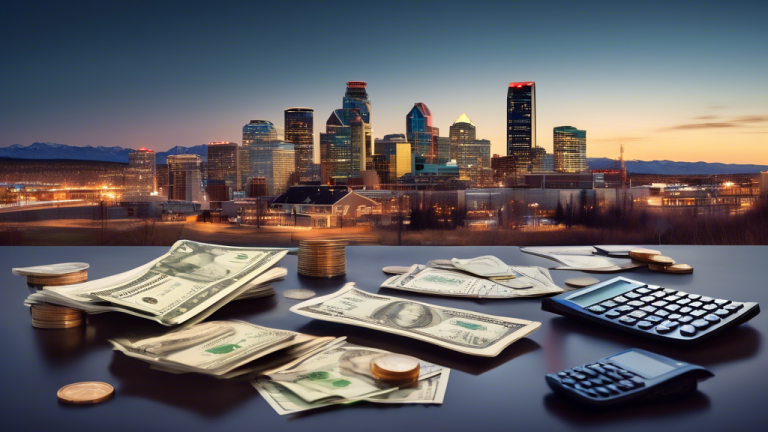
<box><xmin>449</xmin><ymin>113</ymin><xmax>476</xmax><ymax>161</ymax></box>
<box><xmin>126</xmin><ymin>148</ymin><xmax>156</xmax><ymax>196</ymax></box>
<box><xmin>206</xmin><ymin>142</ymin><xmax>239</xmax><ymax>200</ymax></box>
<box><xmin>319</xmin><ymin>82</ymin><xmax>373</xmax><ymax>182</ymax></box>
<box><xmin>554</xmin><ymin>126</ymin><xmax>587</xmax><ymax>173</ymax></box>
<box><xmin>167</xmin><ymin>154</ymin><xmax>202</xmax><ymax>202</ymax></box>
<box><xmin>507</xmin><ymin>82</ymin><xmax>536</xmax><ymax>155</ymax></box>
<box><xmin>342</xmin><ymin>81</ymin><xmax>372</xmax><ymax>169</ymax></box>
<box><xmin>406</xmin><ymin>103</ymin><xmax>436</xmax><ymax>163</ymax></box>
<box><xmin>284</xmin><ymin>108</ymin><xmax>314</xmax><ymax>182</ymax></box>
<box><xmin>243</xmin><ymin>120</ymin><xmax>279</xmax><ymax>186</ymax></box>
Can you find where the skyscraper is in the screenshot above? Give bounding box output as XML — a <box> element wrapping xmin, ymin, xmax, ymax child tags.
<box><xmin>263</xmin><ymin>144</ymin><xmax>296</xmax><ymax>196</ymax></box>
<box><xmin>437</xmin><ymin>136</ymin><xmax>451</xmax><ymax>164</ymax></box>
<box><xmin>167</xmin><ymin>154</ymin><xmax>202</xmax><ymax>202</ymax></box>
<box><xmin>320</xmin><ymin>111</ymin><xmax>353</xmax><ymax>183</ymax></box>
<box><xmin>126</xmin><ymin>147</ymin><xmax>156</xmax><ymax>197</ymax></box>
<box><xmin>530</xmin><ymin>147</ymin><xmax>554</xmax><ymax>173</ymax></box>
<box><xmin>284</xmin><ymin>108</ymin><xmax>314</xmax><ymax>182</ymax></box>
<box><xmin>507</xmin><ymin>82</ymin><xmax>536</xmax><ymax>156</ymax></box>
<box><xmin>342</xmin><ymin>81</ymin><xmax>372</xmax><ymax>169</ymax></box>
<box><xmin>238</xmin><ymin>146</ymin><xmax>250</xmax><ymax>191</ymax></box>
<box><xmin>206</xmin><ymin>141</ymin><xmax>239</xmax><ymax>200</ymax></box>
<box><xmin>243</xmin><ymin>120</ymin><xmax>279</xmax><ymax>188</ymax></box>
<box><xmin>406</xmin><ymin>103</ymin><xmax>436</xmax><ymax>163</ymax></box>
<box><xmin>449</xmin><ymin>113</ymin><xmax>476</xmax><ymax>161</ymax></box>
<box><xmin>553</xmin><ymin>126</ymin><xmax>587</xmax><ymax>173</ymax></box>
<box><xmin>456</xmin><ymin>139</ymin><xmax>491</xmax><ymax>170</ymax></box>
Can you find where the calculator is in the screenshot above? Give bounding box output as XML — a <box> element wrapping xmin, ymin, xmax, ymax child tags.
<box><xmin>542</xmin><ymin>276</ymin><xmax>760</xmax><ymax>344</ymax></box>
<box><xmin>546</xmin><ymin>348</ymin><xmax>713</xmax><ymax>407</ymax></box>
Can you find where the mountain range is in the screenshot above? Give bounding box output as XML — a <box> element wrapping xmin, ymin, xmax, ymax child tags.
<box><xmin>2</xmin><ymin>143</ymin><xmax>766</xmax><ymax>174</ymax></box>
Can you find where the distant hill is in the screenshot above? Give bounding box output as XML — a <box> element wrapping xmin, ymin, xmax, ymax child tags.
<box><xmin>1</xmin><ymin>143</ymin><xmax>766</xmax><ymax>174</ymax></box>
<box><xmin>587</xmin><ymin>157</ymin><xmax>768</xmax><ymax>175</ymax></box>
<box><xmin>0</xmin><ymin>142</ymin><xmax>208</xmax><ymax>164</ymax></box>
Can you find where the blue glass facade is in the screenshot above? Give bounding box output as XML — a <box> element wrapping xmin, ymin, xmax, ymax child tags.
<box><xmin>406</xmin><ymin>103</ymin><xmax>436</xmax><ymax>163</ymax></box>
<box><xmin>284</xmin><ymin>108</ymin><xmax>314</xmax><ymax>182</ymax></box>
<box><xmin>507</xmin><ymin>82</ymin><xmax>536</xmax><ymax>156</ymax></box>
<box><xmin>242</xmin><ymin>120</ymin><xmax>279</xmax><ymax>184</ymax></box>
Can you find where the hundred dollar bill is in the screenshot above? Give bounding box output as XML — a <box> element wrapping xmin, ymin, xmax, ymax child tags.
<box><xmin>290</xmin><ymin>283</ymin><xmax>541</xmax><ymax>357</ymax></box>
<box><xmin>382</xmin><ymin>264</ymin><xmax>563</xmax><ymax>298</ymax></box>
<box><xmin>25</xmin><ymin>240</ymin><xmax>287</xmax><ymax>325</ymax></box>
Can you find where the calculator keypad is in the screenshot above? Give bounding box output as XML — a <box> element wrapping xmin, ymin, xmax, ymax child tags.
<box><xmin>583</xmin><ymin>285</ymin><xmax>745</xmax><ymax>340</ymax></box>
<box><xmin>550</xmin><ymin>362</ymin><xmax>648</xmax><ymax>398</ymax></box>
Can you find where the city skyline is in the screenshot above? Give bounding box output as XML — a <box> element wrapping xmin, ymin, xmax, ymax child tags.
<box><xmin>2</xmin><ymin>1</ymin><xmax>766</xmax><ymax>164</ymax></box>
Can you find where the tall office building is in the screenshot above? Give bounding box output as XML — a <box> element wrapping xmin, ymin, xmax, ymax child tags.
<box><xmin>262</xmin><ymin>144</ymin><xmax>296</xmax><ymax>196</ymax></box>
<box><xmin>167</xmin><ymin>154</ymin><xmax>202</xmax><ymax>202</ymax></box>
<box><xmin>342</xmin><ymin>81</ymin><xmax>372</xmax><ymax>169</ymax></box>
<box><xmin>437</xmin><ymin>136</ymin><xmax>451</xmax><ymax>164</ymax></box>
<box><xmin>492</xmin><ymin>154</ymin><xmax>517</xmax><ymax>186</ymax></box>
<box><xmin>553</xmin><ymin>126</ymin><xmax>587</xmax><ymax>173</ymax></box>
<box><xmin>457</xmin><ymin>139</ymin><xmax>491</xmax><ymax>170</ymax></box>
<box><xmin>243</xmin><ymin>120</ymin><xmax>280</xmax><ymax>188</ymax></box>
<box><xmin>206</xmin><ymin>142</ymin><xmax>239</xmax><ymax>201</ymax></box>
<box><xmin>449</xmin><ymin>113</ymin><xmax>476</xmax><ymax>161</ymax></box>
<box><xmin>507</xmin><ymin>82</ymin><xmax>536</xmax><ymax>156</ymax></box>
<box><xmin>156</xmin><ymin>163</ymin><xmax>169</xmax><ymax>197</ymax></box>
<box><xmin>238</xmin><ymin>146</ymin><xmax>250</xmax><ymax>191</ymax></box>
<box><xmin>379</xmin><ymin>141</ymin><xmax>411</xmax><ymax>183</ymax></box>
<box><xmin>126</xmin><ymin>147</ymin><xmax>156</xmax><ymax>196</ymax></box>
<box><xmin>530</xmin><ymin>147</ymin><xmax>554</xmax><ymax>173</ymax></box>
<box><xmin>406</xmin><ymin>103</ymin><xmax>436</xmax><ymax>163</ymax></box>
<box><xmin>284</xmin><ymin>108</ymin><xmax>314</xmax><ymax>182</ymax></box>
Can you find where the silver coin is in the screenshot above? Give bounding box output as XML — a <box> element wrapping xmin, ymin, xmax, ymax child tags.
<box><xmin>382</xmin><ymin>266</ymin><xmax>411</xmax><ymax>274</ymax></box>
<box><xmin>283</xmin><ymin>289</ymin><xmax>317</xmax><ymax>300</ymax></box>
<box><xmin>565</xmin><ymin>276</ymin><xmax>601</xmax><ymax>288</ymax></box>
<box><xmin>12</xmin><ymin>262</ymin><xmax>89</xmax><ymax>276</ymax></box>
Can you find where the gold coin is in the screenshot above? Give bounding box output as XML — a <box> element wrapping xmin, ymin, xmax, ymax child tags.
<box><xmin>32</xmin><ymin>319</ymin><xmax>86</xmax><ymax>329</ymax></box>
<box><xmin>57</xmin><ymin>382</ymin><xmax>114</xmax><ymax>404</ymax></box>
<box><xmin>283</xmin><ymin>289</ymin><xmax>316</xmax><ymax>300</ymax></box>
<box><xmin>371</xmin><ymin>354</ymin><xmax>420</xmax><ymax>383</ymax></box>
<box><xmin>565</xmin><ymin>276</ymin><xmax>601</xmax><ymax>288</ymax></box>
<box><xmin>649</xmin><ymin>263</ymin><xmax>694</xmax><ymax>274</ymax></box>
<box><xmin>31</xmin><ymin>311</ymin><xmax>84</xmax><ymax>320</ymax></box>
<box><xmin>31</xmin><ymin>304</ymin><xmax>82</xmax><ymax>313</ymax></box>
<box><xmin>27</xmin><ymin>270</ymin><xmax>88</xmax><ymax>286</ymax></box>
<box><xmin>629</xmin><ymin>249</ymin><xmax>662</xmax><ymax>262</ymax></box>
<box><xmin>647</xmin><ymin>255</ymin><xmax>675</xmax><ymax>265</ymax></box>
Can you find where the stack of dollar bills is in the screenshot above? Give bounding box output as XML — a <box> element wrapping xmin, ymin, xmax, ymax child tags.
<box><xmin>109</xmin><ymin>320</ymin><xmax>450</xmax><ymax>414</ymax></box>
<box><xmin>24</xmin><ymin>240</ymin><xmax>289</xmax><ymax>326</ymax></box>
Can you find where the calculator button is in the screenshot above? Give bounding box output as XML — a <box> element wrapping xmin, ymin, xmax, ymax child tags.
<box><xmin>576</xmin><ymin>367</ymin><xmax>598</xmax><ymax>377</ymax></box>
<box><xmin>597</xmin><ymin>374</ymin><xmax>613</xmax><ymax>383</ymax></box>
<box><xmin>700</xmin><ymin>297</ymin><xmax>714</xmax><ymax>303</ymax></box>
<box><xmin>637</xmin><ymin>320</ymin><xmax>654</xmax><ymax>330</ymax></box>
<box><xmin>679</xmin><ymin>307</ymin><xmax>693</xmax><ymax>314</ymax></box>
<box><xmin>600</xmin><ymin>300</ymin><xmax>619</xmax><ymax>308</ymax></box>
<box><xmin>624</xmin><ymin>292</ymin><xmax>642</xmax><ymax>299</ymax></box>
<box><xmin>589</xmin><ymin>377</ymin><xmax>608</xmax><ymax>386</ymax></box>
<box><xmin>714</xmin><ymin>309</ymin><xmax>730</xmax><ymax>317</ymax></box>
<box><xmin>595</xmin><ymin>386</ymin><xmax>611</xmax><ymax>397</ymax></box>
<box><xmin>687</xmin><ymin>294</ymin><xmax>701</xmax><ymax>300</ymax></box>
<box><xmin>640</xmin><ymin>306</ymin><xmax>657</xmax><ymax>314</ymax></box>
<box><xmin>574</xmin><ymin>384</ymin><xmax>598</xmax><ymax>397</ymax></box>
<box><xmin>587</xmin><ymin>365</ymin><xmax>606</xmax><ymax>374</ymax></box>
<box><xmin>612</xmin><ymin>296</ymin><xmax>629</xmax><ymax>304</ymax></box>
<box><xmin>690</xmin><ymin>310</ymin><xmax>707</xmax><ymax>317</ymax></box>
<box><xmin>665</xmin><ymin>304</ymin><xmax>682</xmax><ymax>312</ymax></box>
<box><xmin>704</xmin><ymin>314</ymin><xmax>721</xmax><ymax>323</ymax></box>
<box><xmin>664</xmin><ymin>295</ymin><xmax>681</xmax><ymax>302</ymax></box>
<box><xmin>605</xmin><ymin>310</ymin><xmax>622</xmax><ymax>319</ymax></box>
<box><xmin>668</xmin><ymin>314</ymin><xmax>682</xmax><ymax>321</ymax></box>
<box><xmin>605</xmin><ymin>384</ymin><xmax>620</xmax><ymax>394</ymax></box>
<box><xmin>613</xmin><ymin>305</ymin><xmax>634</xmax><ymax>315</ymax></box>
<box><xmin>587</xmin><ymin>305</ymin><xmax>607</xmax><ymax>314</ymax></box>
<box><xmin>662</xmin><ymin>288</ymin><xmax>677</xmax><ymax>295</ymax></box>
<box><xmin>560</xmin><ymin>377</ymin><xmax>576</xmax><ymax>386</ymax></box>
<box><xmin>689</xmin><ymin>301</ymin><xmax>703</xmax><ymax>308</ymax></box>
<box><xmin>660</xmin><ymin>320</ymin><xmax>680</xmax><ymax>330</ymax></box>
<box><xmin>675</xmin><ymin>291</ymin><xmax>688</xmax><ymax>297</ymax></box>
<box><xmin>617</xmin><ymin>380</ymin><xmax>636</xmax><ymax>390</ymax></box>
<box><xmin>703</xmin><ymin>304</ymin><xmax>718</xmax><ymax>311</ymax></box>
<box><xmin>676</xmin><ymin>298</ymin><xmax>692</xmax><ymax>306</ymax></box>
<box><xmin>645</xmin><ymin>315</ymin><xmax>663</xmax><ymax>323</ymax></box>
<box><xmin>647</xmin><ymin>285</ymin><xmax>661</xmax><ymax>291</ymax></box>
<box><xmin>627</xmin><ymin>300</ymin><xmax>644</xmax><ymax>307</ymax></box>
<box><xmin>635</xmin><ymin>287</ymin><xmax>652</xmax><ymax>294</ymax></box>
<box><xmin>629</xmin><ymin>377</ymin><xmax>646</xmax><ymax>387</ymax></box>
<box><xmin>655</xmin><ymin>324</ymin><xmax>673</xmax><ymax>334</ymax></box>
<box><xmin>639</xmin><ymin>296</ymin><xmax>656</xmax><ymax>303</ymax></box>
<box><xmin>652</xmin><ymin>291</ymin><xmax>667</xmax><ymax>298</ymax></box>
<box><xmin>619</xmin><ymin>316</ymin><xmax>637</xmax><ymax>326</ymax></box>
<box><xmin>691</xmin><ymin>319</ymin><xmax>710</xmax><ymax>329</ymax></box>
<box><xmin>578</xmin><ymin>380</ymin><xmax>593</xmax><ymax>387</ymax></box>
<box><xmin>680</xmin><ymin>325</ymin><xmax>697</xmax><ymax>337</ymax></box>
<box><xmin>606</xmin><ymin>371</ymin><xmax>624</xmax><ymax>381</ymax></box>
<box><xmin>617</xmin><ymin>369</ymin><xmax>634</xmax><ymax>377</ymax></box>
<box><xmin>651</xmin><ymin>301</ymin><xmax>669</xmax><ymax>307</ymax></box>
<box><xmin>714</xmin><ymin>299</ymin><xmax>730</xmax><ymax>306</ymax></box>
<box><xmin>557</xmin><ymin>372</ymin><xmax>569</xmax><ymax>377</ymax></box>
<box><xmin>654</xmin><ymin>310</ymin><xmax>670</xmax><ymax>318</ymax></box>
<box><xmin>628</xmin><ymin>310</ymin><xmax>647</xmax><ymax>319</ymax></box>
<box><xmin>724</xmin><ymin>303</ymin><xmax>743</xmax><ymax>311</ymax></box>
<box><xmin>678</xmin><ymin>316</ymin><xmax>694</xmax><ymax>324</ymax></box>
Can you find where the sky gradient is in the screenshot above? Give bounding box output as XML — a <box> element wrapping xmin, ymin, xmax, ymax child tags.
<box><xmin>2</xmin><ymin>0</ymin><xmax>766</xmax><ymax>164</ymax></box>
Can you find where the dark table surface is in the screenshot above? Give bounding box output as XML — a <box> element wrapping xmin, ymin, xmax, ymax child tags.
<box><xmin>1</xmin><ymin>245</ymin><xmax>765</xmax><ymax>431</ymax></box>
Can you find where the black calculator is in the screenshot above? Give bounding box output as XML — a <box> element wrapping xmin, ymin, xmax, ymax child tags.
<box><xmin>546</xmin><ymin>348</ymin><xmax>713</xmax><ymax>407</ymax></box>
<box><xmin>542</xmin><ymin>276</ymin><xmax>760</xmax><ymax>344</ymax></box>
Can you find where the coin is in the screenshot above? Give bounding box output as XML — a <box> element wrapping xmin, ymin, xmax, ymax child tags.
<box><xmin>32</xmin><ymin>319</ymin><xmax>87</xmax><ymax>329</ymax></box>
<box><xmin>57</xmin><ymin>382</ymin><xmax>114</xmax><ymax>404</ymax></box>
<box><xmin>629</xmin><ymin>249</ymin><xmax>662</xmax><ymax>262</ymax></box>
<box><xmin>27</xmin><ymin>270</ymin><xmax>88</xmax><ymax>286</ymax></box>
<box><xmin>31</xmin><ymin>304</ymin><xmax>83</xmax><ymax>314</ymax></box>
<box><xmin>647</xmin><ymin>255</ymin><xmax>675</xmax><ymax>265</ymax></box>
<box><xmin>382</xmin><ymin>266</ymin><xmax>411</xmax><ymax>274</ymax></box>
<box><xmin>283</xmin><ymin>289</ymin><xmax>316</xmax><ymax>300</ymax></box>
<box><xmin>649</xmin><ymin>263</ymin><xmax>694</xmax><ymax>274</ymax></box>
<box><xmin>371</xmin><ymin>354</ymin><xmax>420</xmax><ymax>383</ymax></box>
<box><xmin>297</xmin><ymin>239</ymin><xmax>347</xmax><ymax>278</ymax></box>
<box><xmin>565</xmin><ymin>276</ymin><xmax>601</xmax><ymax>288</ymax></box>
<box><xmin>13</xmin><ymin>262</ymin><xmax>89</xmax><ymax>276</ymax></box>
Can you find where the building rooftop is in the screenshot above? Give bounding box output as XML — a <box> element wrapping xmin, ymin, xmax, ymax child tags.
<box><xmin>453</xmin><ymin>113</ymin><xmax>474</xmax><ymax>126</ymax></box>
<box><xmin>271</xmin><ymin>186</ymin><xmax>352</xmax><ymax>205</ymax></box>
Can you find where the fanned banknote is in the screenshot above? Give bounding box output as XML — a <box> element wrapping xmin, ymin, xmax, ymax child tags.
<box><xmin>381</xmin><ymin>264</ymin><xmax>563</xmax><ymax>298</ymax></box>
<box><xmin>290</xmin><ymin>283</ymin><xmax>541</xmax><ymax>357</ymax></box>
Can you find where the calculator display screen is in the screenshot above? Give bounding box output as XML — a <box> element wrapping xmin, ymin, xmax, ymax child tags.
<box><xmin>610</xmin><ymin>351</ymin><xmax>675</xmax><ymax>378</ymax></box>
<box><xmin>568</xmin><ymin>279</ymin><xmax>643</xmax><ymax>307</ymax></box>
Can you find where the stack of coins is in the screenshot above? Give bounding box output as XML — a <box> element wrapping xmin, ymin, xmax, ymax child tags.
<box><xmin>27</xmin><ymin>270</ymin><xmax>88</xmax><ymax>286</ymax></box>
<box><xmin>371</xmin><ymin>354</ymin><xmax>420</xmax><ymax>383</ymax></box>
<box><xmin>30</xmin><ymin>304</ymin><xmax>87</xmax><ymax>329</ymax></box>
<box><xmin>629</xmin><ymin>249</ymin><xmax>694</xmax><ymax>274</ymax></box>
<box><xmin>297</xmin><ymin>239</ymin><xmax>347</xmax><ymax>278</ymax></box>
<box><xmin>12</xmin><ymin>262</ymin><xmax>89</xmax><ymax>287</ymax></box>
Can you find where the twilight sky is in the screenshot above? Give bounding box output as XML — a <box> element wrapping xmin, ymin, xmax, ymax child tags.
<box><xmin>2</xmin><ymin>0</ymin><xmax>766</xmax><ymax>164</ymax></box>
